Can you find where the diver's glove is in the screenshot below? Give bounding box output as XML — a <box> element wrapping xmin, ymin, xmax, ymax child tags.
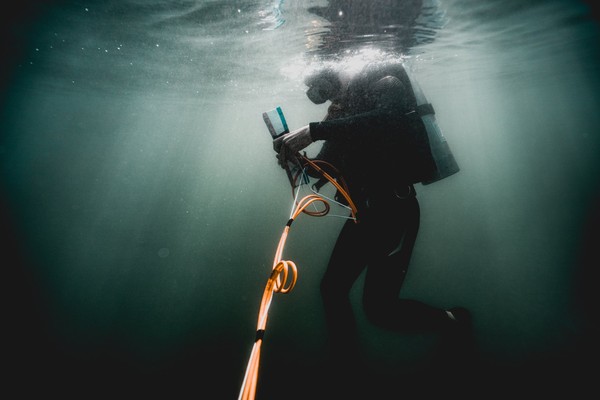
<box><xmin>273</xmin><ymin>125</ymin><xmax>312</xmax><ymax>168</ymax></box>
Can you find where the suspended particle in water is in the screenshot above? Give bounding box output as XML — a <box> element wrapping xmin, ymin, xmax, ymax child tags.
<box><xmin>158</xmin><ymin>248</ymin><xmax>170</xmax><ymax>258</ymax></box>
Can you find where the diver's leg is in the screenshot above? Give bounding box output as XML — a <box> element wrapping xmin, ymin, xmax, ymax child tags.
<box><xmin>362</xmin><ymin>197</ymin><xmax>451</xmax><ymax>332</ymax></box>
<box><xmin>320</xmin><ymin>218</ymin><xmax>369</xmax><ymax>365</ymax></box>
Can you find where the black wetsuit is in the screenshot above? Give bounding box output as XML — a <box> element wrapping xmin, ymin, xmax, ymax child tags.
<box><xmin>308</xmin><ymin>63</ymin><xmax>452</xmax><ymax>364</ymax></box>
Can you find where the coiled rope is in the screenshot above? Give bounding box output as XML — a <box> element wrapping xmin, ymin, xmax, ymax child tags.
<box><xmin>237</xmin><ymin>156</ymin><xmax>357</xmax><ymax>400</ymax></box>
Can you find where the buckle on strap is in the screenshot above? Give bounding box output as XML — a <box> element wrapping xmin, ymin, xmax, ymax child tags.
<box><xmin>416</xmin><ymin>103</ymin><xmax>435</xmax><ymax>116</ymax></box>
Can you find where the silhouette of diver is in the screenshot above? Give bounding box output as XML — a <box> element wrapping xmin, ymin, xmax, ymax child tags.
<box><xmin>273</xmin><ymin>60</ymin><xmax>475</xmax><ymax>390</ymax></box>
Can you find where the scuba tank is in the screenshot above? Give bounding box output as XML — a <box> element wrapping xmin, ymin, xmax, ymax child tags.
<box><xmin>405</xmin><ymin>68</ymin><xmax>460</xmax><ymax>185</ymax></box>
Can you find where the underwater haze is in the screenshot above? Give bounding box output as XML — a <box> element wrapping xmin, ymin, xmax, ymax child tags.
<box><xmin>2</xmin><ymin>0</ymin><xmax>599</xmax><ymax>398</ymax></box>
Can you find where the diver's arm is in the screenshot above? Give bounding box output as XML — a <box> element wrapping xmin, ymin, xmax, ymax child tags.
<box><xmin>272</xmin><ymin>109</ymin><xmax>372</xmax><ymax>158</ymax></box>
<box><xmin>273</xmin><ymin>109</ymin><xmax>384</xmax><ymax>169</ymax></box>
<box><xmin>309</xmin><ymin>107</ymin><xmax>396</xmax><ymax>143</ymax></box>
<box><xmin>273</xmin><ymin>125</ymin><xmax>313</xmax><ymax>168</ymax></box>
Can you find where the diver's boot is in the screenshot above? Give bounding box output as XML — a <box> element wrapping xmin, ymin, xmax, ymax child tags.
<box><xmin>447</xmin><ymin>307</ymin><xmax>472</xmax><ymax>333</ymax></box>
<box><xmin>443</xmin><ymin>307</ymin><xmax>477</xmax><ymax>366</ymax></box>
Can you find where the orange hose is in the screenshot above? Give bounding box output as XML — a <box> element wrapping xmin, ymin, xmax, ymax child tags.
<box><xmin>299</xmin><ymin>156</ymin><xmax>358</xmax><ymax>221</ymax></box>
<box><xmin>238</xmin><ymin>160</ymin><xmax>357</xmax><ymax>400</ymax></box>
<box><xmin>238</xmin><ymin>194</ymin><xmax>327</xmax><ymax>400</ymax></box>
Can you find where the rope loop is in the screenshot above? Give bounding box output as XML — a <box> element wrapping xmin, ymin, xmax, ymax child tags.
<box><xmin>272</xmin><ymin>260</ymin><xmax>297</xmax><ymax>294</ymax></box>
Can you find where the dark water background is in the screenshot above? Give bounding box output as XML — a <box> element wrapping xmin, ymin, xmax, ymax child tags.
<box><xmin>2</xmin><ymin>0</ymin><xmax>599</xmax><ymax>397</ymax></box>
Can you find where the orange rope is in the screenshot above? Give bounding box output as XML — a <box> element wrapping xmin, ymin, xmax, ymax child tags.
<box><xmin>238</xmin><ymin>157</ymin><xmax>358</xmax><ymax>400</ymax></box>
<box><xmin>238</xmin><ymin>194</ymin><xmax>327</xmax><ymax>400</ymax></box>
<box><xmin>298</xmin><ymin>156</ymin><xmax>358</xmax><ymax>220</ymax></box>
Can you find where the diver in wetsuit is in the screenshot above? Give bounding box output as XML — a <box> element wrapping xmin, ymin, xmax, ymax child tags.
<box><xmin>273</xmin><ymin>61</ymin><xmax>472</xmax><ymax>379</ymax></box>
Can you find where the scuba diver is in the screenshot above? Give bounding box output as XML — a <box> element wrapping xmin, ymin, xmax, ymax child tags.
<box><xmin>273</xmin><ymin>61</ymin><xmax>473</xmax><ymax>385</ymax></box>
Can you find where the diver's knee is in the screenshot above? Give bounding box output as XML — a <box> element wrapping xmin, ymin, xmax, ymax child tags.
<box><xmin>320</xmin><ymin>276</ymin><xmax>351</xmax><ymax>304</ymax></box>
<box><xmin>362</xmin><ymin>296</ymin><xmax>387</xmax><ymax>326</ymax></box>
<box><xmin>320</xmin><ymin>276</ymin><xmax>337</xmax><ymax>301</ymax></box>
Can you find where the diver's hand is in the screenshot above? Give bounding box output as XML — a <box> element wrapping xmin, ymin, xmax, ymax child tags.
<box><xmin>273</xmin><ymin>125</ymin><xmax>312</xmax><ymax>168</ymax></box>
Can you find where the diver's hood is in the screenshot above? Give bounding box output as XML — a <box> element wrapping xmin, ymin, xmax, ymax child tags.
<box><xmin>306</xmin><ymin>77</ymin><xmax>337</xmax><ymax>104</ymax></box>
